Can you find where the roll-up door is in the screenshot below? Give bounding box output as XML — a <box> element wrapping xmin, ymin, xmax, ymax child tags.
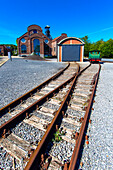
<box><xmin>62</xmin><ymin>45</ymin><xmax>80</xmax><ymax>61</ymax></box>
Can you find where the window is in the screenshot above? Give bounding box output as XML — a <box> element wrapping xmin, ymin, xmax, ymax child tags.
<box><xmin>33</xmin><ymin>29</ymin><xmax>37</xmax><ymax>34</ymax></box>
<box><xmin>21</xmin><ymin>38</ymin><xmax>26</xmax><ymax>43</ymax></box>
<box><xmin>45</xmin><ymin>39</ymin><xmax>49</xmax><ymax>44</ymax></box>
<box><xmin>54</xmin><ymin>47</ymin><xmax>56</xmax><ymax>52</ymax></box>
<box><xmin>33</xmin><ymin>39</ymin><xmax>40</xmax><ymax>55</ymax></box>
<box><xmin>21</xmin><ymin>45</ymin><xmax>27</xmax><ymax>53</ymax></box>
<box><xmin>7</xmin><ymin>46</ymin><xmax>11</xmax><ymax>49</ymax></box>
<box><xmin>44</xmin><ymin>43</ymin><xmax>49</xmax><ymax>55</ymax></box>
<box><xmin>0</xmin><ymin>48</ymin><xmax>1</xmax><ymax>52</ymax></box>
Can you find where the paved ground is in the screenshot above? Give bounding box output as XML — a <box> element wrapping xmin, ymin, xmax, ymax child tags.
<box><xmin>0</xmin><ymin>57</ymin><xmax>9</xmax><ymax>66</ymax></box>
<box><xmin>0</xmin><ymin>58</ymin><xmax>66</xmax><ymax>108</ymax></box>
<box><xmin>79</xmin><ymin>63</ymin><xmax>113</xmax><ymax>170</ymax></box>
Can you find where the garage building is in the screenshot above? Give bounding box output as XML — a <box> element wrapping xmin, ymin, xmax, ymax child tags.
<box><xmin>58</xmin><ymin>37</ymin><xmax>85</xmax><ymax>62</ymax></box>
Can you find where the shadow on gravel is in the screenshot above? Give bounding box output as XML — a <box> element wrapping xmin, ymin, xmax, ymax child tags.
<box><xmin>23</xmin><ymin>55</ymin><xmax>46</xmax><ymax>61</ymax></box>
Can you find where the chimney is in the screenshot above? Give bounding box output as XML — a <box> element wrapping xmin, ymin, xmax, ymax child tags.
<box><xmin>45</xmin><ymin>25</ymin><xmax>52</xmax><ymax>40</ymax></box>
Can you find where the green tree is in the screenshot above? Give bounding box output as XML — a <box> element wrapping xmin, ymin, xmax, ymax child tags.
<box><xmin>100</xmin><ymin>39</ymin><xmax>113</xmax><ymax>58</ymax></box>
<box><xmin>80</xmin><ymin>36</ymin><xmax>113</xmax><ymax>58</ymax></box>
<box><xmin>90</xmin><ymin>39</ymin><xmax>104</xmax><ymax>51</ymax></box>
<box><xmin>80</xmin><ymin>36</ymin><xmax>91</xmax><ymax>57</ymax></box>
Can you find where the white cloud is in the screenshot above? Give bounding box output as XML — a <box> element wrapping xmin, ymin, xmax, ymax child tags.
<box><xmin>88</xmin><ymin>26</ymin><xmax>113</xmax><ymax>35</ymax></box>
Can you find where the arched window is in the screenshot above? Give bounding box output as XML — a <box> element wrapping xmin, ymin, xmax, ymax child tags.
<box><xmin>21</xmin><ymin>45</ymin><xmax>26</xmax><ymax>53</ymax></box>
<box><xmin>33</xmin><ymin>29</ymin><xmax>37</xmax><ymax>34</ymax></box>
<box><xmin>21</xmin><ymin>38</ymin><xmax>26</xmax><ymax>43</ymax></box>
<box><xmin>45</xmin><ymin>39</ymin><xmax>49</xmax><ymax>44</ymax></box>
<box><xmin>33</xmin><ymin>39</ymin><xmax>40</xmax><ymax>55</ymax></box>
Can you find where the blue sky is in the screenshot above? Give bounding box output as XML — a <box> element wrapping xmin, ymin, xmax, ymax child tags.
<box><xmin>0</xmin><ymin>0</ymin><xmax>113</xmax><ymax>45</ymax></box>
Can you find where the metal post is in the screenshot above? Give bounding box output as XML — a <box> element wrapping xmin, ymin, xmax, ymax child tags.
<box><xmin>8</xmin><ymin>52</ymin><xmax>12</xmax><ymax>61</ymax></box>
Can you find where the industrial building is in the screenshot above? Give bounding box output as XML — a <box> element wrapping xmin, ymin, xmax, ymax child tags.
<box><xmin>58</xmin><ymin>37</ymin><xmax>85</xmax><ymax>62</ymax></box>
<box><xmin>0</xmin><ymin>45</ymin><xmax>11</xmax><ymax>56</ymax></box>
<box><xmin>17</xmin><ymin>24</ymin><xmax>85</xmax><ymax>62</ymax></box>
<box><xmin>17</xmin><ymin>25</ymin><xmax>67</xmax><ymax>58</ymax></box>
<box><xmin>51</xmin><ymin>33</ymin><xmax>67</xmax><ymax>56</ymax></box>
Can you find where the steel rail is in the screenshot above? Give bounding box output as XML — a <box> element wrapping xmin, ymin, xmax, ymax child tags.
<box><xmin>69</xmin><ymin>64</ymin><xmax>101</xmax><ymax>170</ymax></box>
<box><xmin>0</xmin><ymin>63</ymin><xmax>70</xmax><ymax>116</ymax></box>
<box><xmin>0</xmin><ymin>63</ymin><xmax>79</xmax><ymax>137</ymax></box>
<box><xmin>24</xmin><ymin>63</ymin><xmax>91</xmax><ymax>170</ymax></box>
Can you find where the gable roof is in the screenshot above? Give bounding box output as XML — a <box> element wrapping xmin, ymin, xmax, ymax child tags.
<box><xmin>52</xmin><ymin>36</ymin><xmax>61</xmax><ymax>42</ymax></box>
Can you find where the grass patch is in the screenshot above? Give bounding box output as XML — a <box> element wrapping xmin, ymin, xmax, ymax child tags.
<box><xmin>52</xmin><ymin>129</ymin><xmax>66</xmax><ymax>142</ymax></box>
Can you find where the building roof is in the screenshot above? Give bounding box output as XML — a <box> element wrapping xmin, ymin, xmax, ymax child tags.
<box><xmin>52</xmin><ymin>36</ymin><xmax>61</xmax><ymax>42</ymax></box>
<box><xmin>52</xmin><ymin>33</ymin><xmax>67</xmax><ymax>43</ymax></box>
<box><xmin>27</xmin><ymin>24</ymin><xmax>42</xmax><ymax>32</ymax></box>
<box><xmin>58</xmin><ymin>37</ymin><xmax>85</xmax><ymax>45</ymax></box>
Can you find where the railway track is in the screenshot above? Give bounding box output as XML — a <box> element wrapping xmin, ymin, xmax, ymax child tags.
<box><xmin>0</xmin><ymin>62</ymin><xmax>101</xmax><ymax>170</ymax></box>
<box><xmin>0</xmin><ymin>62</ymin><xmax>79</xmax><ymax>168</ymax></box>
<box><xmin>0</xmin><ymin>63</ymin><xmax>77</xmax><ymax>125</ymax></box>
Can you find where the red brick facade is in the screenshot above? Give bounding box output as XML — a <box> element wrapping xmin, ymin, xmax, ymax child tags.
<box><xmin>17</xmin><ymin>25</ymin><xmax>52</xmax><ymax>57</ymax></box>
<box><xmin>0</xmin><ymin>45</ymin><xmax>11</xmax><ymax>56</ymax></box>
<box><xmin>0</xmin><ymin>45</ymin><xmax>5</xmax><ymax>56</ymax></box>
<box><xmin>17</xmin><ymin>25</ymin><xmax>67</xmax><ymax>57</ymax></box>
<box><xmin>52</xmin><ymin>33</ymin><xmax>67</xmax><ymax>56</ymax></box>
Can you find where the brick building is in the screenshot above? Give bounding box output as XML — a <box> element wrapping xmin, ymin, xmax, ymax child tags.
<box><xmin>52</xmin><ymin>33</ymin><xmax>67</xmax><ymax>57</ymax></box>
<box><xmin>0</xmin><ymin>45</ymin><xmax>5</xmax><ymax>56</ymax></box>
<box><xmin>58</xmin><ymin>37</ymin><xmax>85</xmax><ymax>62</ymax></box>
<box><xmin>17</xmin><ymin>24</ymin><xmax>67</xmax><ymax>57</ymax></box>
<box><xmin>0</xmin><ymin>45</ymin><xmax>11</xmax><ymax>56</ymax></box>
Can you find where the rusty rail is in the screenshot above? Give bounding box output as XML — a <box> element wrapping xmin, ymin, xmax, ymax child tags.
<box><xmin>69</xmin><ymin>64</ymin><xmax>101</xmax><ymax>170</ymax></box>
<box><xmin>0</xmin><ymin>63</ymin><xmax>70</xmax><ymax>116</ymax></box>
<box><xmin>25</xmin><ymin>63</ymin><xmax>91</xmax><ymax>170</ymax></box>
<box><xmin>0</xmin><ymin>63</ymin><xmax>79</xmax><ymax>137</ymax></box>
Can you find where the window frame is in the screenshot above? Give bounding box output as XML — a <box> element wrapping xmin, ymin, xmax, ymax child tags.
<box><xmin>21</xmin><ymin>45</ymin><xmax>27</xmax><ymax>53</ymax></box>
<box><xmin>21</xmin><ymin>38</ymin><xmax>26</xmax><ymax>43</ymax></box>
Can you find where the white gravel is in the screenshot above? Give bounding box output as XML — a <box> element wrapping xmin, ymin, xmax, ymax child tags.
<box><xmin>0</xmin><ymin>58</ymin><xmax>66</xmax><ymax>109</ymax></box>
<box><xmin>79</xmin><ymin>63</ymin><xmax>113</xmax><ymax>169</ymax></box>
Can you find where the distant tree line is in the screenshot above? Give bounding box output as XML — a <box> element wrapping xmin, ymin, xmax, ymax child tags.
<box><xmin>80</xmin><ymin>36</ymin><xmax>113</xmax><ymax>58</ymax></box>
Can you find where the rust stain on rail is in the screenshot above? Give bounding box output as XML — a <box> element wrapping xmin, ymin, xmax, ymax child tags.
<box><xmin>69</xmin><ymin>64</ymin><xmax>101</xmax><ymax>170</ymax></box>
<box><xmin>0</xmin><ymin>63</ymin><xmax>70</xmax><ymax>116</ymax></box>
<box><xmin>25</xmin><ymin>63</ymin><xmax>91</xmax><ymax>170</ymax></box>
<box><xmin>0</xmin><ymin>63</ymin><xmax>79</xmax><ymax>138</ymax></box>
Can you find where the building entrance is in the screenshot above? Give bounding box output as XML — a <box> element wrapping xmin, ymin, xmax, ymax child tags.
<box><xmin>33</xmin><ymin>39</ymin><xmax>40</xmax><ymax>55</ymax></box>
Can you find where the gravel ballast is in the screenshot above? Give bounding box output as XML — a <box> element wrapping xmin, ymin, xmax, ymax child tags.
<box><xmin>0</xmin><ymin>58</ymin><xmax>66</xmax><ymax>108</ymax></box>
<box><xmin>1</xmin><ymin>60</ymin><xmax>113</xmax><ymax>169</ymax></box>
<box><xmin>79</xmin><ymin>63</ymin><xmax>113</xmax><ymax>169</ymax></box>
